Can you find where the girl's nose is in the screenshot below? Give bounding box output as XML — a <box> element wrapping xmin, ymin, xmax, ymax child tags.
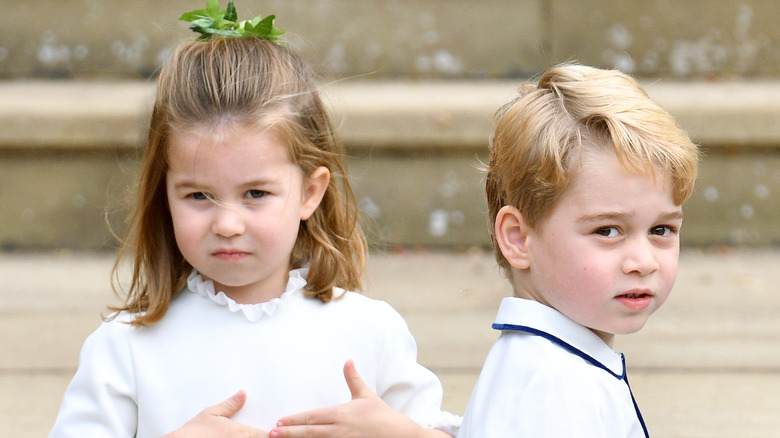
<box><xmin>211</xmin><ymin>204</ymin><xmax>246</xmax><ymax>237</ymax></box>
<box><xmin>622</xmin><ymin>238</ymin><xmax>660</xmax><ymax>276</ymax></box>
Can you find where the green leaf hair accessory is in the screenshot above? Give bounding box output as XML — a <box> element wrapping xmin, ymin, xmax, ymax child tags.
<box><xmin>179</xmin><ymin>0</ymin><xmax>285</xmax><ymax>43</ymax></box>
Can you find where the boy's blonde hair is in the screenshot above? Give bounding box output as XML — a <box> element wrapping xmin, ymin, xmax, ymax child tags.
<box><xmin>111</xmin><ymin>37</ymin><xmax>365</xmax><ymax>326</ymax></box>
<box><xmin>486</xmin><ymin>64</ymin><xmax>699</xmax><ymax>274</ymax></box>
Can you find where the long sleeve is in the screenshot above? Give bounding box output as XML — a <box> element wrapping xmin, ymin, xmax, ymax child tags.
<box><xmin>373</xmin><ymin>302</ymin><xmax>461</xmax><ymax>436</ymax></box>
<box><xmin>49</xmin><ymin>318</ymin><xmax>138</xmax><ymax>438</ymax></box>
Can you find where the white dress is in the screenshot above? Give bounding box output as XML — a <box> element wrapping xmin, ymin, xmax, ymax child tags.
<box><xmin>458</xmin><ymin>297</ymin><xmax>648</xmax><ymax>438</ymax></box>
<box><xmin>50</xmin><ymin>268</ymin><xmax>460</xmax><ymax>437</ymax></box>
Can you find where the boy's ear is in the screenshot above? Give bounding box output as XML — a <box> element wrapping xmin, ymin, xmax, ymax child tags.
<box><xmin>495</xmin><ymin>205</ymin><xmax>531</xmax><ymax>270</ymax></box>
<box><xmin>300</xmin><ymin>166</ymin><xmax>330</xmax><ymax>221</ymax></box>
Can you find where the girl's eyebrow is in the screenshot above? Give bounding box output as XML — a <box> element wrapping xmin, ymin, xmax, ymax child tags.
<box><xmin>239</xmin><ymin>179</ymin><xmax>276</xmax><ymax>188</ymax></box>
<box><xmin>171</xmin><ymin>179</ymin><xmax>202</xmax><ymax>191</ymax></box>
<box><xmin>171</xmin><ymin>178</ymin><xmax>277</xmax><ymax>191</ymax></box>
<box><xmin>169</xmin><ymin>176</ymin><xmax>212</xmax><ymax>193</ymax></box>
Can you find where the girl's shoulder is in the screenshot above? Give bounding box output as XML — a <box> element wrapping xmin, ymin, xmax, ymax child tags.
<box><xmin>325</xmin><ymin>288</ymin><xmax>409</xmax><ymax>325</ymax></box>
<box><xmin>89</xmin><ymin>310</ymin><xmax>146</xmax><ymax>339</ymax></box>
<box><xmin>332</xmin><ymin>287</ymin><xmax>392</xmax><ymax>309</ymax></box>
<box><xmin>74</xmin><ymin>311</ymin><xmax>148</xmax><ymax>365</ymax></box>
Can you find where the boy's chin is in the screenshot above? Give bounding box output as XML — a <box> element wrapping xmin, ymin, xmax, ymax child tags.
<box><xmin>611</xmin><ymin>320</ymin><xmax>652</xmax><ymax>337</ymax></box>
<box><xmin>592</xmin><ymin>319</ymin><xmax>651</xmax><ymax>341</ymax></box>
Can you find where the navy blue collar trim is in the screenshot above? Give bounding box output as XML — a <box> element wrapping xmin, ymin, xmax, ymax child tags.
<box><xmin>493</xmin><ymin>323</ymin><xmax>623</xmax><ymax>379</ymax></box>
<box><xmin>493</xmin><ymin>323</ymin><xmax>650</xmax><ymax>437</ymax></box>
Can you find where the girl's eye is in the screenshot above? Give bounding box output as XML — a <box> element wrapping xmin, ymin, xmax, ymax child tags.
<box><xmin>650</xmin><ymin>225</ymin><xmax>675</xmax><ymax>237</ymax></box>
<box><xmin>594</xmin><ymin>227</ymin><xmax>620</xmax><ymax>238</ymax></box>
<box><xmin>246</xmin><ymin>190</ymin><xmax>266</xmax><ymax>199</ymax></box>
<box><xmin>190</xmin><ymin>192</ymin><xmax>210</xmax><ymax>201</ymax></box>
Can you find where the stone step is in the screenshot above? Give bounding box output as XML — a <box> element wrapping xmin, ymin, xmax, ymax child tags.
<box><xmin>2</xmin><ymin>249</ymin><xmax>779</xmax><ymax>438</ymax></box>
<box><xmin>4</xmin><ymin>79</ymin><xmax>780</xmax><ymax>149</ymax></box>
<box><xmin>2</xmin><ymin>79</ymin><xmax>779</xmax><ymax>249</ymax></box>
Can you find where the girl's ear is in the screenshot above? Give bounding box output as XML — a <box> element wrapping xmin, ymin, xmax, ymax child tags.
<box><xmin>300</xmin><ymin>166</ymin><xmax>330</xmax><ymax>221</ymax></box>
<box><xmin>495</xmin><ymin>205</ymin><xmax>531</xmax><ymax>270</ymax></box>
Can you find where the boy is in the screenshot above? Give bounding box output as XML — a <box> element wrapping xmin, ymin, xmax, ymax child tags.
<box><xmin>458</xmin><ymin>64</ymin><xmax>699</xmax><ymax>437</ymax></box>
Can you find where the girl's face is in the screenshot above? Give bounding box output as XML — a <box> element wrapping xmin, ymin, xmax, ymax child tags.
<box><xmin>512</xmin><ymin>147</ymin><xmax>682</xmax><ymax>346</ymax></box>
<box><xmin>166</xmin><ymin>124</ymin><xmax>328</xmax><ymax>303</ymax></box>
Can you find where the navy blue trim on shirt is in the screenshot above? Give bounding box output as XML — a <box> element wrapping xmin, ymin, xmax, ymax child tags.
<box><xmin>493</xmin><ymin>323</ymin><xmax>650</xmax><ymax>438</ymax></box>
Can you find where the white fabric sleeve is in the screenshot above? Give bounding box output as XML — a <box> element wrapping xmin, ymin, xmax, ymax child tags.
<box><xmin>372</xmin><ymin>302</ymin><xmax>462</xmax><ymax>436</ymax></box>
<box><xmin>49</xmin><ymin>319</ymin><xmax>138</xmax><ymax>438</ymax></box>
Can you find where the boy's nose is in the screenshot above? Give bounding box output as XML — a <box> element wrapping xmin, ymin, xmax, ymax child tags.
<box><xmin>212</xmin><ymin>204</ymin><xmax>246</xmax><ymax>237</ymax></box>
<box><xmin>622</xmin><ymin>238</ymin><xmax>660</xmax><ymax>276</ymax></box>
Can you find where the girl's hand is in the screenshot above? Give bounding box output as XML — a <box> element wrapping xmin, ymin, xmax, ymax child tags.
<box><xmin>162</xmin><ymin>390</ymin><xmax>269</xmax><ymax>438</ymax></box>
<box><xmin>270</xmin><ymin>360</ymin><xmax>451</xmax><ymax>438</ymax></box>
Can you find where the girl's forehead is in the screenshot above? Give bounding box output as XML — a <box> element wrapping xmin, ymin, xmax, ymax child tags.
<box><xmin>166</xmin><ymin>124</ymin><xmax>295</xmax><ymax>172</ymax></box>
<box><xmin>170</xmin><ymin>123</ymin><xmax>285</xmax><ymax>151</ymax></box>
<box><xmin>171</xmin><ymin>119</ymin><xmax>274</xmax><ymax>141</ymax></box>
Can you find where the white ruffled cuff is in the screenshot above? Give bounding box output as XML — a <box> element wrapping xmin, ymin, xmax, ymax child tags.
<box><xmin>429</xmin><ymin>411</ymin><xmax>462</xmax><ymax>437</ymax></box>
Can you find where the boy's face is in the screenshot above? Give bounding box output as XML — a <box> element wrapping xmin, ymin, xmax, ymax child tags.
<box><xmin>520</xmin><ymin>147</ymin><xmax>682</xmax><ymax>346</ymax></box>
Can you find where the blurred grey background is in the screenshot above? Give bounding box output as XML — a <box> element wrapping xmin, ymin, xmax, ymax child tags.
<box><xmin>1</xmin><ymin>0</ymin><xmax>779</xmax><ymax>250</ymax></box>
<box><xmin>2</xmin><ymin>2</ymin><xmax>780</xmax><ymax>438</ymax></box>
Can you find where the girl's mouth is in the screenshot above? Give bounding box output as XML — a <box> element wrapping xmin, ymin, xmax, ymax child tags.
<box><xmin>214</xmin><ymin>250</ymin><xmax>249</xmax><ymax>261</ymax></box>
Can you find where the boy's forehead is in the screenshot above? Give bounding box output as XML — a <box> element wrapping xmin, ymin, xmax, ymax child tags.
<box><xmin>576</xmin><ymin>143</ymin><xmax>670</xmax><ymax>180</ymax></box>
<box><xmin>564</xmin><ymin>148</ymin><xmax>676</xmax><ymax>201</ymax></box>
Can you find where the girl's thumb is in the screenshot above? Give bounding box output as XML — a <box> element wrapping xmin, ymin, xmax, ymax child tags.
<box><xmin>343</xmin><ymin>360</ymin><xmax>370</xmax><ymax>399</ymax></box>
<box><xmin>209</xmin><ymin>390</ymin><xmax>248</xmax><ymax>418</ymax></box>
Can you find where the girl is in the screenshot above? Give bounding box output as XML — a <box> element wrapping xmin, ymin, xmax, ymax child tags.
<box><xmin>49</xmin><ymin>9</ymin><xmax>458</xmax><ymax>438</ymax></box>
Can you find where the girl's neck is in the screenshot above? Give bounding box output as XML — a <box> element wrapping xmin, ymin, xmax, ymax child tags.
<box><xmin>208</xmin><ymin>270</ymin><xmax>291</xmax><ymax>304</ymax></box>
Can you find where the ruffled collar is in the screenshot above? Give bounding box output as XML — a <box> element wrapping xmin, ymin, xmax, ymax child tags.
<box><xmin>186</xmin><ymin>268</ymin><xmax>309</xmax><ymax>322</ymax></box>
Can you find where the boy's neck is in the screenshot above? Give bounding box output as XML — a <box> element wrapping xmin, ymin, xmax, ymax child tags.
<box><xmin>509</xmin><ymin>273</ymin><xmax>616</xmax><ymax>348</ymax></box>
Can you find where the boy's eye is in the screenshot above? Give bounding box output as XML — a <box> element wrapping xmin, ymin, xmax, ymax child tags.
<box><xmin>247</xmin><ymin>190</ymin><xmax>266</xmax><ymax>199</ymax></box>
<box><xmin>594</xmin><ymin>227</ymin><xmax>619</xmax><ymax>238</ymax></box>
<box><xmin>650</xmin><ymin>225</ymin><xmax>675</xmax><ymax>237</ymax></box>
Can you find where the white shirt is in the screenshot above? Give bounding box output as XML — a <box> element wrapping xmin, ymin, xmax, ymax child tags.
<box><xmin>50</xmin><ymin>269</ymin><xmax>460</xmax><ymax>437</ymax></box>
<box><xmin>458</xmin><ymin>297</ymin><xmax>648</xmax><ymax>438</ymax></box>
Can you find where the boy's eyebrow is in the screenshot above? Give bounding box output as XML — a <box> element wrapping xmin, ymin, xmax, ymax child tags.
<box><xmin>577</xmin><ymin>210</ymin><xmax>684</xmax><ymax>223</ymax></box>
<box><xmin>577</xmin><ymin>212</ymin><xmax>632</xmax><ymax>224</ymax></box>
<box><xmin>658</xmin><ymin>210</ymin><xmax>685</xmax><ymax>221</ymax></box>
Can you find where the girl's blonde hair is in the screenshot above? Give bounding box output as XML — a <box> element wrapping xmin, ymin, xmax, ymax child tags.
<box><xmin>111</xmin><ymin>37</ymin><xmax>366</xmax><ymax>326</ymax></box>
<box><xmin>486</xmin><ymin>64</ymin><xmax>699</xmax><ymax>274</ymax></box>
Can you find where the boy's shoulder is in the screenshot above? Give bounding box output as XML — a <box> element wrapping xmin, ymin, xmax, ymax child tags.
<box><xmin>491</xmin><ymin>325</ymin><xmax>610</xmax><ymax>378</ymax></box>
<box><xmin>487</xmin><ymin>297</ymin><xmax>626</xmax><ymax>386</ymax></box>
<box><xmin>472</xmin><ymin>330</ymin><xmax>628</xmax><ymax>424</ymax></box>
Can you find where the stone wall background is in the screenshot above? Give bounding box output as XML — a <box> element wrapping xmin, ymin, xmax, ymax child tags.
<box><xmin>1</xmin><ymin>1</ymin><xmax>779</xmax><ymax>249</ymax></box>
<box><xmin>3</xmin><ymin>0</ymin><xmax>779</xmax><ymax>80</ymax></box>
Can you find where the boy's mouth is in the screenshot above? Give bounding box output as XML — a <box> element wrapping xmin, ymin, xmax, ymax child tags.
<box><xmin>614</xmin><ymin>289</ymin><xmax>653</xmax><ymax>310</ymax></box>
<box><xmin>619</xmin><ymin>291</ymin><xmax>650</xmax><ymax>299</ymax></box>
